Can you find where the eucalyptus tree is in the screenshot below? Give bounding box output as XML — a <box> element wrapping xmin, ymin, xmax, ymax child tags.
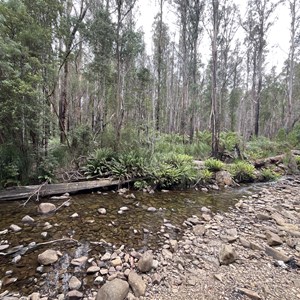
<box><xmin>152</xmin><ymin>1</ymin><xmax>170</xmax><ymax>132</ymax></box>
<box><xmin>242</xmin><ymin>0</ymin><xmax>281</xmax><ymax>137</ymax></box>
<box><xmin>57</xmin><ymin>0</ymin><xmax>88</xmax><ymax>144</ymax></box>
<box><xmin>285</xmin><ymin>0</ymin><xmax>300</xmax><ymax>131</ymax></box>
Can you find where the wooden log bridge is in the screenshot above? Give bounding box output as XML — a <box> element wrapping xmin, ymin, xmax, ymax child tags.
<box><xmin>0</xmin><ymin>179</ymin><xmax>133</xmax><ymax>201</ymax></box>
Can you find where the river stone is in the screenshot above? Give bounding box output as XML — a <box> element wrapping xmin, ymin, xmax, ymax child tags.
<box><xmin>96</xmin><ymin>278</ymin><xmax>129</xmax><ymax>300</ymax></box>
<box><xmin>101</xmin><ymin>252</ymin><xmax>111</xmax><ymax>261</ymax></box>
<box><xmin>237</xmin><ymin>288</ymin><xmax>262</xmax><ymax>300</ymax></box>
<box><xmin>69</xmin><ymin>276</ymin><xmax>81</xmax><ymax>290</ymax></box>
<box><xmin>71</xmin><ymin>256</ymin><xmax>88</xmax><ymax>266</ymax></box>
<box><xmin>12</xmin><ymin>254</ymin><xmax>21</xmax><ymax>264</ymax></box>
<box><xmin>215</xmin><ymin>171</ymin><xmax>233</xmax><ymax>186</ymax></box>
<box><xmin>22</xmin><ymin>215</ymin><xmax>35</xmax><ymax>224</ymax></box>
<box><xmin>87</xmin><ymin>266</ymin><xmax>100</xmax><ymax>273</ymax></box>
<box><xmin>271</xmin><ymin>212</ymin><xmax>286</xmax><ymax>226</ymax></box>
<box><xmin>219</xmin><ymin>244</ymin><xmax>237</xmax><ymax>265</ymax></box>
<box><xmin>169</xmin><ymin>240</ymin><xmax>178</xmax><ymax>252</ymax></box>
<box><xmin>147</xmin><ymin>207</ymin><xmax>157</xmax><ymax>212</ymax></box>
<box><xmin>98</xmin><ymin>208</ymin><xmax>107</xmax><ymax>215</ymax></box>
<box><xmin>239</xmin><ymin>237</ymin><xmax>251</xmax><ymax>248</ymax></box>
<box><xmin>38</xmin><ymin>249</ymin><xmax>58</xmax><ymax>265</ymax></box>
<box><xmin>111</xmin><ymin>257</ymin><xmax>122</xmax><ymax>267</ymax></box>
<box><xmin>193</xmin><ymin>225</ymin><xmax>206</xmax><ymax>236</ymax></box>
<box><xmin>0</xmin><ymin>244</ymin><xmax>9</xmax><ymax>251</ymax></box>
<box><xmin>71</xmin><ymin>213</ymin><xmax>79</xmax><ymax>218</ymax></box>
<box><xmin>67</xmin><ymin>290</ymin><xmax>83</xmax><ymax>299</ymax></box>
<box><xmin>137</xmin><ymin>251</ymin><xmax>153</xmax><ymax>273</ymax></box>
<box><xmin>38</xmin><ymin>203</ymin><xmax>56</xmax><ymax>214</ymax></box>
<box><xmin>266</xmin><ymin>231</ymin><xmax>283</xmax><ymax>246</ymax></box>
<box><xmin>265</xmin><ymin>246</ymin><xmax>291</xmax><ymax>262</ymax></box>
<box><xmin>29</xmin><ymin>292</ymin><xmax>40</xmax><ymax>300</ymax></box>
<box><xmin>162</xmin><ymin>249</ymin><xmax>173</xmax><ymax>260</ymax></box>
<box><xmin>9</xmin><ymin>224</ymin><xmax>21</xmax><ymax>232</ymax></box>
<box><xmin>128</xmin><ymin>271</ymin><xmax>147</xmax><ymax>297</ymax></box>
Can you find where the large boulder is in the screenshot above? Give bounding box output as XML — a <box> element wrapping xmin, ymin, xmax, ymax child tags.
<box><xmin>38</xmin><ymin>203</ymin><xmax>56</xmax><ymax>214</ymax></box>
<box><xmin>96</xmin><ymin>278</ymin><xmax>129</xmax><ymax>300</ymax></box>
<box><xmin>128</xmin><ymin>271</ymin><xmax>146</xmax><ymax>297</ymax></box>
<box><xmin>137</xmin><ymin>251</ymin><xmax>153</xmax><ymax>273</ymax></box>
<box><xmin>215</xmin><ymin>171</ymin><xmax>233</xmax><ymax>186</ymax></box>
<box><xmin>38</xmin><ymin>249</ymin><xmax>58</xmax><ymax>265</ymax></box>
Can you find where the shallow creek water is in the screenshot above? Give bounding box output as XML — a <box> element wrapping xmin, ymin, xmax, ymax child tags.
<box><xmin>0</xmin><ymin>185</ymin><xmax>263</xmax><ymax>296</ymax></box>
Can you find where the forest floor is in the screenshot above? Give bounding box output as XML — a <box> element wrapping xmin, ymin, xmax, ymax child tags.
<box><xmin>143</xmin><ymin>176</ymin><xmax>300</xmax><ymax>300</ymax></box>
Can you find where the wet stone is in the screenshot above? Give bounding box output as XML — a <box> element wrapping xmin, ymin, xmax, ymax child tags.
<box><xmin>69</xmin><ymin>276</ymin><xmax>81</xmax><ymax>290</ymax></box>
<box><xmin>71</xmin><ymin>256</ymin><xmax>88</xmax><ymax>266</ymax></box>
<box><xmin>9</xmin><ymin>224</ymin><xmax>21</xmax><ymax>232</ymax></box>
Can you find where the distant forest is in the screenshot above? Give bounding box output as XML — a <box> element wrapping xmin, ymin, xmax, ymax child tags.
<box><xmin>0</xmin><ymin>0</ymin><xmax>300</xmax><ymax>186</ymax></box>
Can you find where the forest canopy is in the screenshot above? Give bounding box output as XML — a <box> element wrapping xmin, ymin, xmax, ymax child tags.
<box><xmin>0</xmin><ymin>0</ymin><xmax>300</xmax><ymax>187</ymax></box>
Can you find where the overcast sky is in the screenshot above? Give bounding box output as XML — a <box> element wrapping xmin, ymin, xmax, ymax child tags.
<box><xmin>136</xmin><ymin>0</ymin><xmax>291</xmax><ymax>72</ymax></box>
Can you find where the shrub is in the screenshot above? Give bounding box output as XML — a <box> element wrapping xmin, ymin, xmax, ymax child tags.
<box><xmin>204</xmin><ymin>158</ymin><xmax>224</xmax><ymax>172</ymax></box>
<box><xmin>230</xmin><ymin>161</ymin><xmax>256</xmax><ymax>182</ymax></box>
<box><xmin>220</xmin><ymin>131</ymin><xmax>241</xmax><ymax>152</ymax></box>
<box><xmin>110</xmin><ymin>150</ymin><xmax>150</xmax><ymax>180</ymax></box>
<box><xmin>83</xmin><ymin>148</ymin><xmax>115</xmax><ymax>178</ymax></box>
<box><xmin>150</xmin><ymin>153</ymin><xmax>197</xmax><ymax>188</ymax></box>
<box><xmin>260</xmin><ymin>168</ymin><xmax>279</xmax><ymax>182</ymax></box>
<box><xmin>197</xmin><ymin>169</ymin><xmax>213</xmax><ymax>184</ymax></box>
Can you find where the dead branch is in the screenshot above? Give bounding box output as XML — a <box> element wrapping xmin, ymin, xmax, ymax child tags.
<box><xmin>55</xmin><ymin>199</ymin><xmax>71</xmax><ymax>212</ymax></box>
<box><xmin>22</xmin><ymin>181</ymin><xmax>48</xmax><ymax>206</ymax></box>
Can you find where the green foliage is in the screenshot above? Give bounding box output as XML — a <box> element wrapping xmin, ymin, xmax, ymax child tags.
<box><xmin>260</xmin><ymin>168</ymin><xmax>279</xmax><ymax>182</ymax></box>
<box><xmin>204</xmin><ymin>158</ymin><xmax>224</xmax><ymax>172</ymax></box>
<box><xmin>150</xmin><ymin>153</ymin><xmax>197</xmax><ymax>188</ymax></box>
<box><xmin>282</xmin><ymin>151</ymin><xmax>299</xmax><ymax>174</ymax></box>
<box><xmin>230</xmin><ymin>161</ymin><xmax>256</xmax><ymax>183</ymax></box>
<box><xmin>110</xmin><ymin>151</ymin><xmax>149</xmax><ymax>180</ymax></box>
<box><xmin>220</xmin><ymin>131</ymin><xmax>241</xmax><ymax>152</ymax></box>
<box><xmin>84</xmin><ymin>148</ymin><xmax>115</xmax><ymax>178</ymax></box>
<box><xmin>134</xmin><ymin>180</ymin><xmax>148</xmax><ymax>190</ymax></box>
<box><xmin>197</xmin><ymin>169</ymin><xmax>213</xmax><ymax>184</ymax></box>
<box><xmin>245</xmin><ymin>136</ymin><xmax>289</xmax><ymax>159</ymax></box>
<box><xmin>287</xmin><ymin>123</ymin><xmax>300</xmax><ymax>147</ymax></box>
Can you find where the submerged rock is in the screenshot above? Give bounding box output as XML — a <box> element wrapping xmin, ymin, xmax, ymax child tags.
<box><xmin>38</xmin><ymin>249</ymin><xmax>58</xmax><ymax>265</ymax></box>
<box><xmin>38</xmin><ymin>203</ymin><xmax>56</xmax><ymax>214</ymax></box>
<box><xmin>9</xmin><ymin>224</ymin><xmax>21</xmax><ymax>232</ymax></box>
<box><xmin>21</xmin><ymin>215</ymin><xmax>35</xmax><ymax>224</ymax></box>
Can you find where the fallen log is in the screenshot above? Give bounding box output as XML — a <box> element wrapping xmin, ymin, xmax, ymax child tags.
<box><xmin>253</xmin><ymin>150</ymin><xmax>300</xmax><ymax>168</ymax></box>
<box><xmin>0</xmin><ymin>178</ymin><xmax>134</xmax><ymax>201</ymax></box>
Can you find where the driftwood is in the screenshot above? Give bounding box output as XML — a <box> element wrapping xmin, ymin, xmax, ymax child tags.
<box><xmin>253</xmin><ymin>150</ymin><xmax>300</xmax><ymax>168</ymax></box>
<box><xmin>0</xmin><ymin>178</ymin><xmax>134</xmax><ymax>201</ymax></box>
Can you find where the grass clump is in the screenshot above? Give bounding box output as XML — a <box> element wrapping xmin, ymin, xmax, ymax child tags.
<box><xmin>197</xmin><ymin>169</ymin><xmax>213</xmax><ymax>184</ymax></box>
<box><xmin>204</xmin><ymin>158</ymin><xmax>224</xmax><ymax>172</ymax></box>
<box><xmin>230</xmin><ymin>161</ymin><xmax>256</xmax><ymax>183</ymax></box>
<box><xmin>260</xmin><ymin>168</ymin><xmax>279</xmax><ymax>182</ymax></box>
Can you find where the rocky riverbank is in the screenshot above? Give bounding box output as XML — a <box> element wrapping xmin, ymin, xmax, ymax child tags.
<box><xmin>1</xmin><ymin>176</ymin><xmax>300</xmax><ymax>299</ymax></box>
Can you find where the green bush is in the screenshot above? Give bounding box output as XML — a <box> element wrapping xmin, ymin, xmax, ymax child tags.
<box><xmin>150</xmin><ymin>153</ymin><xmax>197</xmax><ymax>188</ymax></box>
<box><xmin>204</xmin><ymin>158</ymin><xmax>224</xmax><ymax>172</ymax></box>
<box><xmin>110</xmin><ymin>150</ymin><xmax>150</xmax><ymax>180</ymax></box>
<box><xmin>197</xmin><ymin>169</ymin><xmax>213</xmax><ymax>184</ymax></box>
<box><xmin>220</xmin><ymin>131</ymin><xmax>241</xmax><ymax>152</ymax></box>
<box><xmin>230</xmin><ymin>161</ymin><xmax>256</xmax><ymax>182</ymax></box>
<box><xmin>260</xmin><ymin>168</ymin><xmax>279</xmax><ymax>182</ymax></box>
<box><xmin>83</xmin><ymin>148</ymin><xmax>115</xmax><ymax>178</ymax></box>
<box><xmin>246</xmin><ymin>136</ymin><xmax>289</xmax><ymax>159</ymax></box>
